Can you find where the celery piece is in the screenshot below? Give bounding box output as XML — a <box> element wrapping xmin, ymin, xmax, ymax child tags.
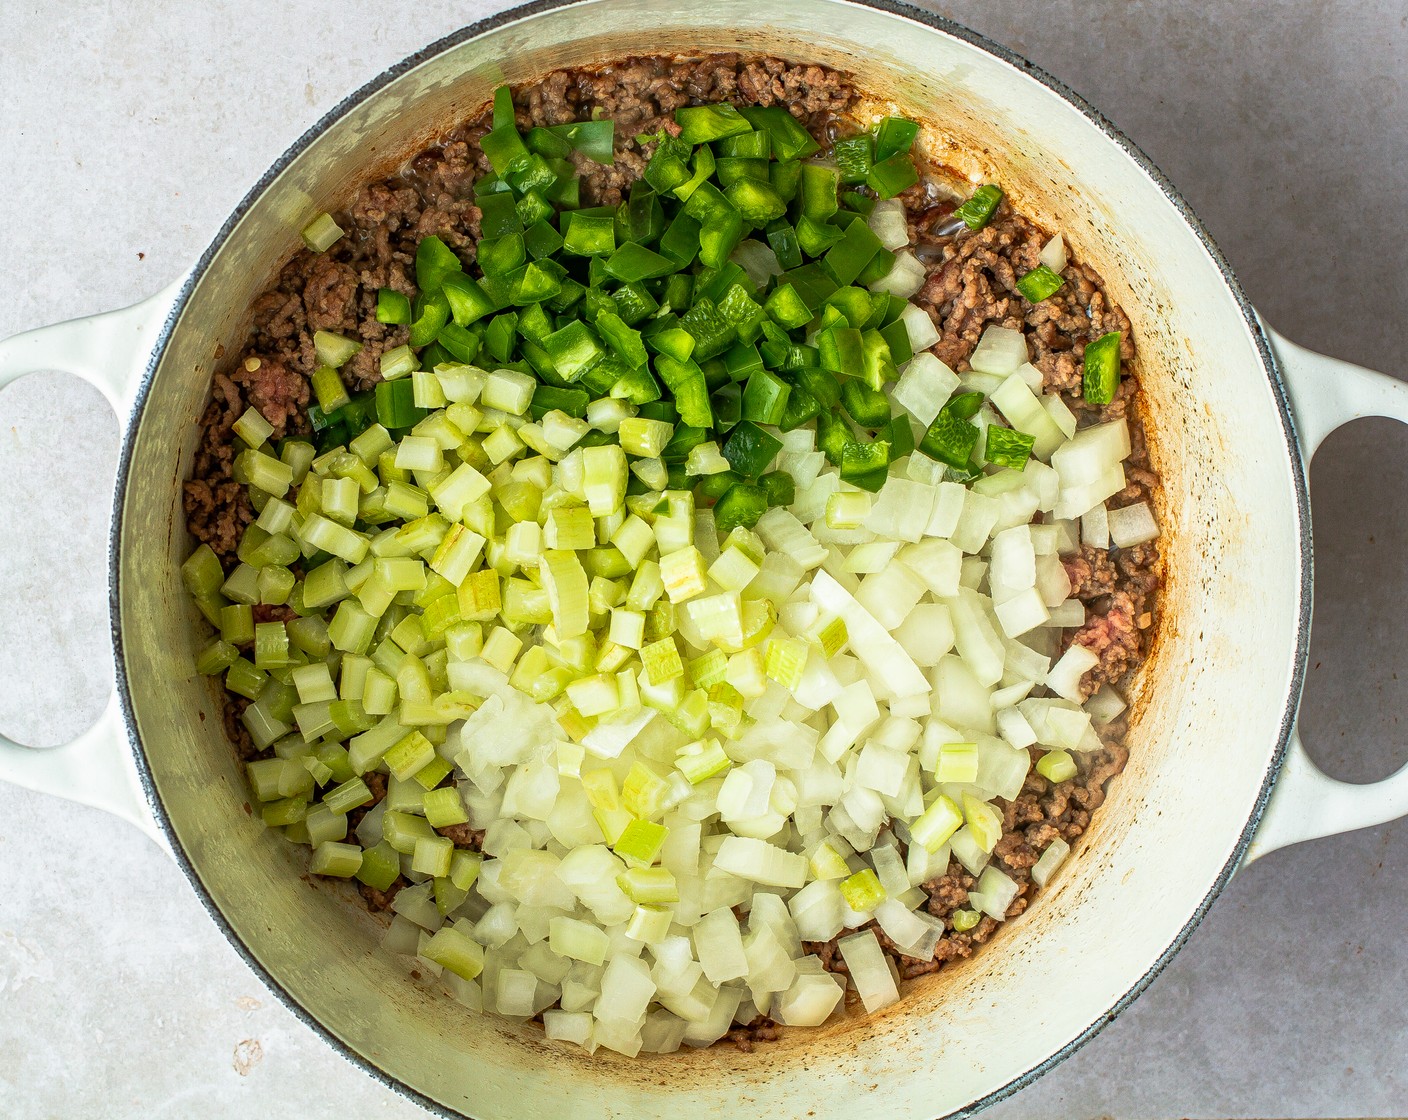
<box><xmin>951</xmin><ymin>908</ymin><xmax>981</xmax><ymax>932</ymax></box>
<box><xmin>384</xmin><ymin>730</ymin><xmax>436</xmax><ymax>781</ymax></box>
<box><xmin>565</xmin><ymin>673</ymin><xmax>619</xmax><ymax>717</ymax></box>
<box><xmin>935</xmin><ymin>743</ymin><xmax>980</xmax><ymax>784</ymax></box>
<box><xmin>225</xmin><ymin>658</ymin><xmax>267</xmax><ymax>701</ymax></box>
<box><xmin>423</xmin><ymin>786</ymin><xmax>469</xmax><ymax>828</ymax></box>
<box><xmin>1036</xmin><ymin>749</ymin><xmax>1077</xmax><ymax>784</ymax></box>
<box><xmin>323</xmin><ymin>776</ymin><xmax>373</xmax><ymax>815</ymax></box>
<box><xmin>911</xmin><ymin>794</ymin><xmax>963</xmax><ymax>853</ymax></box>
<box><xmin>613</xmin><ymin>819</ymin><xmax>668</xmax><ymax>867</ymax></box>
<box><xmin>623</xmin><ymin>905</ymin><xmax>673</xmax><ymax>945</ymax></box>
<box><xmin>450</xmin><ymin>850</ymin><xmax>483</xmax><ymax>891</ymax></box>
<box><xmin>412</xmin><ymin>834</ymin><xmax>454</xmax><ymax>878</ymax></box>
<box><xmin>412</xmin><ymin>755</ymin><xmax>453</xmax><ymax>791</ymax></box>
<box><xmin>181</xmin><ymin>543</ymin><xmax>225</xmax><ymax>599</ymax></box>
<box><xmin>382</xmin><ymin>810</ymin><xmax>437</xmax><ymax>855</ymax></box>
<box><xmin>481</xmin><ymin>626</ymin><xmax>523</xmax><ymax>672</ymax></box>
<box><xmin>305</xmin><ymin>803</ymin><xmax>348</xmax><ymax>847</ymax></box>
<box><xmin>962</xmin><ymin>792</ymin><xmax>1005</xmax><ymax>853</ymax></box>
<box><xmin>421</xmin><ymin>926</ymin><xmax>485</xmax><ymax>981</ymax></box>
<box><xmin>232</xmin><ymin>406</ymin><xmax>274</xmax><ymax>449</ymax></box>
<box><xmin>309</xmin><ymin>841</ymin><xmax>363</xmax><ymax>878</ymax></box>
<box><xmin>541</xmin><ymin>550</ymin><xmax>590</xmax><ymax>639</ymax></box>
<box><xmin>659</xmin><ymin>545</ymin><xmax>708</xmax><ymax>604</ymax></box>
<box><xmin>640</xmin><ymin>636</ymin><xmax>683</xmax><ymax>686</ymax></box>
<box><xmin>220</xmin><ymin>603</ymin><xmax>254</xmax><ymax>646</ymax></box>
<box><xmin>840</xmin><ymin>868</ymin><xmax>886</xmax><ymax>912</ymax></box>
<box><xmin>195</xmin><ymin>639</ymin><xmax>239</xmax><ymax>676</ymax></box>
<box><xmin>675</xmin><ymin>737</ymin><xmax>731</xmax><ymax>784</ymax></box>
<box><xmin>301</xmin><ymin>212</ymin><xmax>345</xmax><ymax>253</ymax></box>
<box><xmin>355</xmin><ymin>840</ymin><xmax>401</xmax><ymax>892</ymax></box>
<box><xmin>763</xmin><ymin>637</ymin><xmax>808</xmax><ymax>690</ymax></box>
<box><xmin>261</xmin><ymin>796</ymin><xmax>308</xmax><ymax>828</ymax></box>
<box><xmin>616</xmin><ymin>866</ymin><xmax>679</xmax><ymax>905</ymax></box>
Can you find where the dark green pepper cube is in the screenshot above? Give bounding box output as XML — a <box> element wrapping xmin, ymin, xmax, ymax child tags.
<box><xmin>874</xmin><ymin>116</ymin><xmax>920</xmax><ymax>159</ymax></box>
<box><xmin>817</xmin><ymin>325</ymin><xmax>865</xmax><ymax>378</ymax></box>
<box><xmin>562</xmin><ymin>213</ymin><xmax>616</xmax><ymax>257</ymax></box>
<box><xmin>525</xmin><ymin>125</ymin><xmax>573</xmax><ymax>160</ymax></box>
<box><xmin>542</xmin><ymin>320</ymin><xmax>606</xmax><ymax>382</ymax></box>
<box><xmin>715</xmin><ymin>129</ymin><xmax>770</xmax><ymax>159</ymax></box>
<box><xmin>478</xmin><ymin>192</ymin><xmax>524</xmax><ymax>238</ymax></box>
<box><xmin>867</xmin><ymin>152</ymin><xmax>920</xmax><ymax>199</ymax></box>
<box><xmin>595</xmin><ymin>310</ymin><xmax>649</xmax><ymax>367</ymax></box>
<box><xmin>759</xmin><ymin>470</ymin><xmax>796</xmax><ymax>506</ymax></box>
<box><xmin>841</xmin><ymin>379</ymin><xmax>891</xmax><ymax>428</ymax></box>
<box><xmin>656</xmin><ymin>356</ymin><xmax>714</xmax><ymax>429</ymax></box>
<box><xmin>822</xmin><ymin>219</ymin><xmax>885</xmax><ymax>286</ymax></box>
<box><xmin>610</xmin><ymin>364</ymin><xmax>662</xmax><ymax>406</ymax></box>
<box><xmin>765</xmin><ymin>220</ymin><xmax>803</xmax><ymax>270</ymax></box>
<box><xmin>721</xmin><ymin>420</ymin><xmax>782</xmax><ymax>478</ymax></box>
<box><xmin>1082</xmin><ymin>331</ymin><xmax>1123</xmax><ymax>405</ymax></box>
<box><xmin>782</xmin><ymin>263</ymin><xmax>839</xmax><ymax>310</ymax></box>
<box><xmin>376</xmin><ymin>288</ymin><xmax>412</xmax><ymax>326</ymax></box>
<box><xmin>953</xmin><ymin>184</ymin><xmax>1004</xmax><ymax>231</ymax></box>
<box><xmin>509</xmin><ymin>148</ymin><xmax>563</xmax><ymax>194</ymax></box>
<box><xmin>769</xmin><ymin>160</ymin><xmax>802</xmax><ymax>204</ymax></box>
<box><xmin>984</xmin><ymin>424</ymin><xmax>1035</xmax><ymax>471</ymax></box>
<box><xmin>796</xmin><ymin>216</ymin><xmax>843</xmax><ymax>257</ymax></box>
<box><xmin>798</xmin><ymin>163</ymin><xmax>840</xmax><ymax>220</ymax></box>
<box><xmin>840</xmin><ymin>438</ymin><xmax>892</xmax><ymax>485</ymax></box>
<box><xmin>516</xmin><ymin>301</ymin><xmax>554</xmax><ymax>344</ymax></box>
<box><xmin>644</xmin><ymin>134</ymin><xmax>695</xmax><ymax>195</ymax></box>
<box><xmin>408</xmin><ymin>291</ymin><xmax>451</xmax><ymax>348</ymax></box>
<box><xmin>815</xmin><ymin>409</ymin><xmax>854</xmax><ymax>466</ymax></box>
<box><xmin>738</xmin><ymin>105</ymin><xmax>822</xmax><ymax>163</ymax></box>
<box><xmin>436</xmin><ymin>323</ymin><xmax>481</xmax><ymax>366</ymax></box>
<box><xmin>530</xmin><ymin>384</ymin><xmax>591</xmax><ymax>420</ymax></box>
<box><xmin>675</xmin><ymin>103</ymin><xmax>753</xmax><ymax>144</ymax></box>
<box><xmin>523</xmin><ymin>219</ymin><xmax>564</xmax><ymax>261</ymax></box>
<box><xmin>832</xmin><ymin>135</ymin><xmax>874</xmax><ymax>185</ymax></box>
<box><xmin>716</xmin><ymin>157</ymin><xmax>771</xmax><ymax>187</ymax></box>
<box><xmin>919</xmin><ymin>406</ymin><xmax>981</xmax><ymax>468</ymax></box>
<box><xmin>483</xmin><ymin>312</ymin><xmax>518</xmax><ymax>363</ymax></box>
<box><xmin>713</xmin><ymin>482</ymin><xmax>769</xmax><ymax>532</ymax></box>
<box><xmin>725</xmin><ymin>342</ymin><xmax>764</xmax><ymax>383</ymax></box>
<box><xmin>724</xmin><ymin>179</ymin><xmax>787</xmax><ymax>223</ymax></box>
<box><xmin>765</xmin><ymin>283</ymin><xmax>812</xmax><ymax>330</ymax></box>
<box><xmin>740</xmin><ymin>368</ymin><xmax>791</xmax><ymax>426</ymax></box>
<box><xmin>696</xmin><ymin>469</ymin><xmax>741</xmax><ymax>500</ymax></box>
<box><xmin>414</xmin><ymin>235</ymin><xmax>463</xmax><ymax>296</ymax></box>
<box><xmin>797</xmin><ymin>365</ymin><xmax>842</xmax><ymax>409</ymax></box>
<box><xmin>477</xmin><ymin>233</ymin><xmax>526</xmax><ymax>277</ymax></box>
<box><xmin>882</xmin><ymin>413</ymin><xmax>916</xmax><ymax>460</ymax></box>
<box><xmin>612</xmin><ymin>281</ymin><xmax>659</xmax><ymax>326</ymax></box>
<box><xmin>777</xmin><ymin>382</ymin><xmax>821</xmax><ymax>431</ymax></box>
<box><xmin>657</xmin><ymin>211</ymin><xmax>701</xmax><ymax>268</ymax></box>
<box><xmin>604</xmin><ymin>242</ymin><xmax>677</xmax><ymax>282</ymax></box>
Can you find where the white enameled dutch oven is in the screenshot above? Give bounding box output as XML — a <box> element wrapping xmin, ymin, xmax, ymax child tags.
<box><xmin>2</xmin><ymin>1</ymin><xmax>1406</xmax><ymax>1116</ymax></box>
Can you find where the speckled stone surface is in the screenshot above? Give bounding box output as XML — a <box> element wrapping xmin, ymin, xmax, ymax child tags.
<box><xmin>0</xmin><ymin>2</ymin><xmax>1404</xmax><ymax>1116</ymax></box>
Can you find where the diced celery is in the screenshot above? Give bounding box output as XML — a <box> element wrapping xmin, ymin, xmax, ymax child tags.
<box><xmin>310</xmin><ymin>841</ymin><xmax>363</xmax><ymax>878</ymax></box>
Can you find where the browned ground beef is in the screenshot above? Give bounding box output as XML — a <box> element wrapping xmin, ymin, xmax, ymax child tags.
<box><xmin>186</xmin><ymin>52</ymin><xmax>1161</xmax><ymax>1046</ymax></box>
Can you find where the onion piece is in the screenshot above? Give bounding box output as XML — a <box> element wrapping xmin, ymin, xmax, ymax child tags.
<box><xmin>1107</xmin><ymin>501</ymin><xmax>1159</xmax><ymax>547</ymax></box>
<box><xmin>837</xmin><ymin>930</ymin><xmax>900</xmax><ymax>1013</ymax></box>
<box><xmin>1038</xmin><ymin>232</ymin><xmax>1067</xmax><ymax>272</ymax></box>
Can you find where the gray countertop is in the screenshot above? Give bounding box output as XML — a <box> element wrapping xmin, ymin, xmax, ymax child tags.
<box><xmin>0</xmin><ymin>1</ymin><xmax>1404</xmax><ymax>1116</ymax></box>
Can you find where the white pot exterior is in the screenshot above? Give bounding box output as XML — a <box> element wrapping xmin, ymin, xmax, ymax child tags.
<box><xmin>18</xmin><ymin>1</ymin><xmax>1408</xmax><ymax>1117</ymax></box>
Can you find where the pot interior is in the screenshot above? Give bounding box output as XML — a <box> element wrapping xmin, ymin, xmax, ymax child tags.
<box><xmin>115</xmin><ymin>1</ymin><xmax>1306</xmax><ymax>1115</ymax></box>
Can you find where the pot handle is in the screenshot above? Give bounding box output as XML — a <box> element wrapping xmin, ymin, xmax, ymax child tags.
<box><xmin>0</xmin><ymin>277</ymin><xmax>187</xmax><ymax>849</ymax></box>
<box><xmin>1245</xmin><ymin>323</ymin><xmax>1408</xmax><ymax>862</ymax></box>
